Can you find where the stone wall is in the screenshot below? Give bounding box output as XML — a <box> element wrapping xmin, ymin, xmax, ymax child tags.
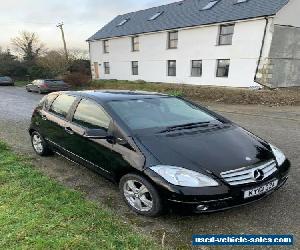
<box><xmin>267</xmin><ymin>25</ymin><xmax>300</xmax><ymax>87</ymax></box>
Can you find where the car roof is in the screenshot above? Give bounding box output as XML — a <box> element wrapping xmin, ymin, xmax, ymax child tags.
<box><xmin>61</xmin><ymin>90</ymin><xmax>169</xmax><ymax>103</ymax></box>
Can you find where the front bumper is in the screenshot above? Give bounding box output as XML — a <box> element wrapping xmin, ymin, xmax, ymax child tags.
<box><xmin>145</xmin><ymin>160</ymin><xmax>290</xmax><ymax>213</ymax></box>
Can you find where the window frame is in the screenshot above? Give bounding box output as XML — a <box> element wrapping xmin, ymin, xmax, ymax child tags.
<box><xmin>218</xmin><ymin>24</ymin><xmax>235</xmax><ymax>46</ymax></box>
<box><xmin>191</xmin><ymin>60</ymin><xmax>203</xmax><ymax>77</ymax></box>
<box><xmin>103</xmin><ymin>40</ymin><xmax>109</xmax><ymax>53</ymax></box>
<box><xmin>167</xmin><ymin>60</ymin><xmax>176</xmax><ymax>77</ymax></box>
<box><xmin>71</xmin><ymin>98</ymin><xmax>112</xmax><ymax>130</ymax></box>
<box><xmin>167</xmin><ymin>31</ymin><xmax>178</xmax><ymax>49</ymax></box>
<box><xmin>131</xmin><ymin>61</ymin><xmax>139</xmax><ymax>75</ymax></box>
<box><xmin>216</xmin><ymin>59</ymin><xmax>230</xmax><ymax>78</ymax></box>
<box><xmin>104</xmin><ymin>62</ymin><xmax>110</xmax><ymax>74</ymax></box>
<box><xmin>49</xmin><ymin>94</ymin><xmax>77</xmax><ymax>119</ymax></box>
<box><xmin>131</xmin><ymin>36</ymin><xmax>139</xmax><ymax>52</ymax></box>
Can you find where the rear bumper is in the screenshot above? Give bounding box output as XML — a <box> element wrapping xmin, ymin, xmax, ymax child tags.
<box><xmin>145</xmin><ymin>160</ymin><xmax>290</xmax><ymax>213</ymax></box>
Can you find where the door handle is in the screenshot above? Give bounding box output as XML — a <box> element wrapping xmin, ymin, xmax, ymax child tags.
<box><xmin>65</xmin><ymin>127</ymin><xmax>74</xmax><ymax>135</ymax></box>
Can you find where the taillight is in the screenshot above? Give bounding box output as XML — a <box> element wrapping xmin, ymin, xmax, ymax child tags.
<box><xmin>41</xmin><ymin>83</ymin><xmax>48</xmax><ymax>88</ymax></box>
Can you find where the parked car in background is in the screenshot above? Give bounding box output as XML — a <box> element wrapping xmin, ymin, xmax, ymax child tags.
<box><xmin>26</xmin><ymin>79</ymin><xmax>69</xmax><ymax>94</ymax></box>
<box><xmin>29</xmin><ymin>91</ymin><xmax>290</xmax><ymax>216</ymax></box>
<box><xmin>0</xmin><ymin>76</ymin><xmax>14</xmax><ymax>86</ymax></box>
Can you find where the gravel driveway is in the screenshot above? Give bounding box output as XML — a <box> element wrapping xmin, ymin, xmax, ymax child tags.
<box><xmin>0</xmin><ymin>86</ymin><xmax>299</xmax><ymax>249</ymax></box>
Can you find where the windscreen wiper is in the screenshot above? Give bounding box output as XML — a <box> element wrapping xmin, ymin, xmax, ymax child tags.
<box><xmin>159</xmin><ymin>121</ymin><xmax>212</xmax><ymax>133</ymax></box>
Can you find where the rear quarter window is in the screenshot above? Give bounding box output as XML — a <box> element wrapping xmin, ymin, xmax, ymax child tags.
<box><xmin>49</xmin><ymin>94</ymin><xmax>77</xmax><ymax>118</ymax></box>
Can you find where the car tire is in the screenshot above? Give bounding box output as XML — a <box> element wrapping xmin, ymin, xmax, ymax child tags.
<box><xmin>119</xmin><ymin>173</ymin><xmax>163</xmax><ymax>217</ymax></box>
<box><xmin>26</xmin><ymin>87</ymin><xmax>31</xmax><ymax>92</ymax></box>
<box><xmin>31</xmin><ymin>131</ymin><xmax>52</xmax><ymax>156</ymax></box>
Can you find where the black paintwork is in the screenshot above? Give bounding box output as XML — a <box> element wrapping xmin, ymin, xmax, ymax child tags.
<box><xmin>29</xmin><ymin>90</ymin><xmax>290</xmax><ymax>212</ymax></box>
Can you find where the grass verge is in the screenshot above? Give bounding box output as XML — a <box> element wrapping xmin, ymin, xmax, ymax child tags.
<box><xmin>0</xmin><ymin>141</ymin><xmax>159</xmax><ymax>249</ymax></box>
<box><xmin>83</xmin><ymin>80</ymin><xmax>300</xmax><ymax>106</ymax></box>
<box><xmin>14</xmin><ymin>80</ymin><xmax>29</xmax><ymax>87</ymax></box>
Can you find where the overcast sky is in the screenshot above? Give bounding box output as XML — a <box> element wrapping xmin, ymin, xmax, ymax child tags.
<box><xmin>0</xmin><ymin>0</ymin><xmax>174</xmax><ymax>52</ymax></box>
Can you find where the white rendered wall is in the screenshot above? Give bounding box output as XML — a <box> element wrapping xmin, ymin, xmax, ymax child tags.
<box><xmin>89</xmin><ymin>18</ymin><xmax>270</xmax><ymax>88</ymax></box>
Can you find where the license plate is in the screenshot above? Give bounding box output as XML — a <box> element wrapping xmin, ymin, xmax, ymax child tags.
<box><xmin>244</xmin><ymin>179</ymin><xmax>278</xmax><ymax>199</ymax></box>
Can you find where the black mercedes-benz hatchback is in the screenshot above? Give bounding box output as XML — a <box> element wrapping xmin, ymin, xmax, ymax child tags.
<box><xmin>29</xmin><ymin>90</ymin><xmax>290</xmax><ymax>216</ymax></box>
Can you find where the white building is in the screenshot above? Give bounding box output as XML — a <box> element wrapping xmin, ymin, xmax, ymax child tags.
<box><xmin>88</xmin><ymin>0</ymin><xmax>300</xmax><ymax>88</ymax></box>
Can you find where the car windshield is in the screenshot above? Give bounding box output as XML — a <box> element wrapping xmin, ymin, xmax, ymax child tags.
<box><xmin>107</xmin><ymin>97</ymin><xmax>219</xmax><ymax>131</ymax></box>
<box><xmin>0</xmin><ymin>76</ymin><xmax>11</xmax><ymax>81</ymax></box>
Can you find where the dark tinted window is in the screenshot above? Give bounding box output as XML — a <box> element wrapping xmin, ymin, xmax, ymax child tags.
<box><xmin>49</xmin><ymin>94</ymin><xmax>76</xmax><ymax>118</ymax></box>
<box><xmin>45</xmin><ymin>80</ymin><xmax>65</xmax><ymax>84</ymax></box>
<box><xmin>73</xmin><ymin>99</ymin><xmax>110</xmax><ymax>129</ymax></box>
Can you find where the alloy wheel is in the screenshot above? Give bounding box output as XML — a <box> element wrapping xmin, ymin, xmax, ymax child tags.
<box><xmin>32</xmin><ymin>134</ymin><xmax>44</xmax><ymax>154</ymax></box>
<box><xmin>123</xmin><ymin>180</ymin><xmax>153</xmax><ymax>212</ymax></box>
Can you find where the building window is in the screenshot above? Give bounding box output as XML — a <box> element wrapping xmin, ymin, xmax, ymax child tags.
<box><xmin>216</xmin><ymin>59</ymin><xmax>230</xmax><ymax>77</ymax></box>
<box><xmin>218</xmin><ymin>24</ymin><xmax>235</xmax><ymax>45</ymax></box>
<box><xmin>168</xmin><ymin>31</ymin><xmax>178</xmax><ymax>49</ymax></box>
<box><xmin>148</xmin><ymin>11</ymin><xmax>164</xmax><ymax>21</ymax></box>
<box><xmin>191</xmin><ymin>60</ymin><xmax>202</xmax><ymax>77</ymax></box>
<box><xmin>132</xmin><ymin>36</ymin><xmax>139</xmax><ymax>51</ymax></box>
<box><xmin>201</xmin><ymin>0</ymin><xmax>219</xmax><ymax>10</ymax></box>
<box><xmin>103</xmin><ymin>40</ymin><xmax>109</xmax><ymax>53</ymax></box>
<box><xmin>132</xmin><ymin>61</ymin><xmax>138</xmax><ymax>75</ymax></box>
<box><xmin>167</xmin><ymin>60</ymin><xmax>176</xmax><ymax>76</ymax></box>
<box><xmin>117</xmin><ymin>18</ymin><xmax>130</xmax><ymax>26</ymax></box>
<box><xmin>104</xmin><ymin>62</ymin><xmax>110</xmax><ymax>74</ymax></box>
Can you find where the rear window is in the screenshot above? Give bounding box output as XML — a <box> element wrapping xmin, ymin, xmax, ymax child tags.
<box><xmin>45</xmin><ymin>80</ymin><xmax>65</xmax><ymax>84</ymax></box>
<box><xmin>49</xmin><ymin>94</ymin><xmax>76</xmax><ymax>118</ymax></box>
<box><xmin>0</xmin><ymin>76</ymin><xmax>11</xmax><ymax>81</ymax></box>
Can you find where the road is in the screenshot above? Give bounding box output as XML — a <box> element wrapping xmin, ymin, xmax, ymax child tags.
<box><xmin>0</xmin><ymin>86</ymin><xmax>299</xmax><ymax>249</ymax></box>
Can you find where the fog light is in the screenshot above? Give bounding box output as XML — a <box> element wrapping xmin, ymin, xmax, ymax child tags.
<box><xmin>196</xmin><ymin>204</ymin><xmax>209</xmax><ymax>211</ymax></box>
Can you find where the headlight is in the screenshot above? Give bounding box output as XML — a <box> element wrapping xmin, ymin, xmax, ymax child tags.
<box><xmin>150</xmin><ymin>165</ymin><xmax>219</xmax><ymax>187</ymax></box>
<box><xmin>270</xmin><ymin>144</ymin><xmax>286</xmax><ymax>166</ymax></box>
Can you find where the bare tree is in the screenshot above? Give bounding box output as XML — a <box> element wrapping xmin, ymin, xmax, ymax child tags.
<box><xmin>37</xmin><ymin>49</ymin><xmax>68</xmax><ymax>77</ymax></box>
<box><xmin>11</xmin><ymin>31</ymin><xmax>45</xmax><ymax>62</ymax></box>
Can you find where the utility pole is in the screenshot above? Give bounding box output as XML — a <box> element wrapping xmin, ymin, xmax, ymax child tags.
<box><xmin>56</xmin><ymin>22</ymin><xmax>68</xmax><ymax>61</ymax></box>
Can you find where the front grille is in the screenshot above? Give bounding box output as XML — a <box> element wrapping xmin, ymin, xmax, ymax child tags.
<box><xmin>220</xmin><ymin>160</ymin><xmax>277</xmax><ymax>186</ymax></box>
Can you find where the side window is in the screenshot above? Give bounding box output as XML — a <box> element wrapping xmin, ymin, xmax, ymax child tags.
<box><xmin>49</xmin><ymin>94</ymin><xmax>76</xmax><ymax>118</ymax></box>
<box><xmin>73</xmin><ymin>99</ymin><xmax>110</xmax><ymax>129</ymax></box>
<box><xmin>44</xmin><ymin>94</ymin><xmax>59</xmax><ymax>109</ymax></box>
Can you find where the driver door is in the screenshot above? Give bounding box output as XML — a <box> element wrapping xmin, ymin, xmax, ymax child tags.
<box><xmin>64</xmin><ymin>98</ymin><xmax>115</xmax><ymax>178</ymax></box>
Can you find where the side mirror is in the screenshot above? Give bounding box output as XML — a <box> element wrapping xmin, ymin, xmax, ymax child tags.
<box><xmin>83</xmin><ymin>128</ymin><xmax>109</xmax><ymax>139</ymax></box>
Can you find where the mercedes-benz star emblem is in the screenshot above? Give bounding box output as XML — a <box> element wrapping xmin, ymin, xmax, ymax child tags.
<box><xmin>253</xmin><ymin>169</ymin><xmax>264</xmax><ymax>181</ymax></box>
